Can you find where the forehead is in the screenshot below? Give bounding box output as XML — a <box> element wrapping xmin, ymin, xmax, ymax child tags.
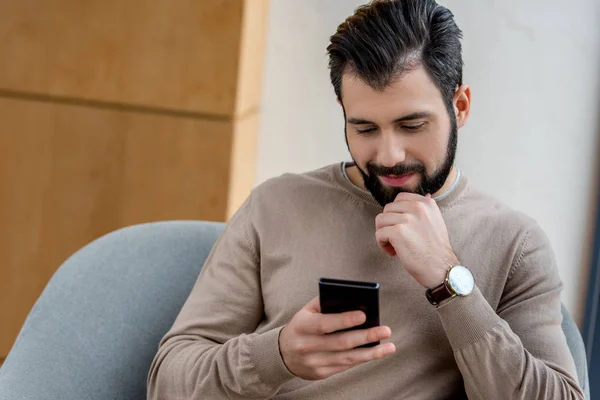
<box><xmin>340</xmin><ymin>66</ymin><xmax>445</xmax><ymax>119</ymax></box>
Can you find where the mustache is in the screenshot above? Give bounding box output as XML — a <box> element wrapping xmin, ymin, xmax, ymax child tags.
<box><xmin>366</xmin><ymin>162</ymin><xmax>426</xmax><ymax>177</ymax></box>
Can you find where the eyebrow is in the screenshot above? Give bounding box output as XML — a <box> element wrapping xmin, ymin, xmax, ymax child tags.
<box><xmin>347</xmin><ymin>111</ymin><xmax>433</xmax><ymax>125</ymax></box>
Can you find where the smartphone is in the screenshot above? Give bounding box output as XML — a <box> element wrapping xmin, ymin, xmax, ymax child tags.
<box><xmin>318</xmin><ymin>277</ymin><xmax>380</xmax><ymax>348</ymax></box>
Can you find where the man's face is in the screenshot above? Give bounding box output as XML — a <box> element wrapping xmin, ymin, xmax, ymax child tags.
<box><xmin>341</xmin><ymin>66</ymin><xmax>458</xmax><ymax>206</ymax></box>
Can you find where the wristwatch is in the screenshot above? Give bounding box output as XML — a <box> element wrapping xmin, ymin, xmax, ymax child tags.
<box><xmin>426</xmin><ymin>265</ymin><xmax>474</xmax><ymax>307</ymax></box>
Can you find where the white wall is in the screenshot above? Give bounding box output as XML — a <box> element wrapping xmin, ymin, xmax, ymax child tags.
<box><xmin>256</xmin><ymin>0</ymin><xmax>600</xmax><ymax>324</ymax></box>
<box><xmin>255</xmin><ymin>0</ymin><xmax>361</xmax><ymax>178</ymax></box>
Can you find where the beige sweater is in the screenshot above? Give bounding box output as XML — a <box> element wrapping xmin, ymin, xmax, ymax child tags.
<box><xmin>147</xmin><ymin>163</ymin><xmax>583</xmax><ymax>399</ymax></box>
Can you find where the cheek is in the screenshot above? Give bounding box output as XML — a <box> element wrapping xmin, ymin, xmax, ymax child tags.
<box><xmin>415</xmin><ymin>131</ymin><xmax>450</xmax><ymax>168</ymax></box>
<box><xmin>346</xmin><ymin>133</ymin><xmax>376</xmax><ymax>165</ymax></box>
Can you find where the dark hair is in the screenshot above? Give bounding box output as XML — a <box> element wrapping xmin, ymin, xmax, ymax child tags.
<box><xmin>327</xmin><ymin>0</ymin><xmax>463</xmax><ymax>113</ymax></box>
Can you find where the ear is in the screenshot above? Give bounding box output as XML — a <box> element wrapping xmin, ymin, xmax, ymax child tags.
<box><xmin>337</xmin><ymin>97</ymin><xmax>342</xmax><ymax>106</ymax></box>
<box><xmin>452</xmin><ymin>85</ymin><xmax>471</xmax><ymax>129</ymax></box>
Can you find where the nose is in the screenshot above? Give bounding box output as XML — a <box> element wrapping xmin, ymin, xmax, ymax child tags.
<box><xmin>377</xmin><ymin>131</ymin><xmax>406</xmax><ymax>168</ymax></box>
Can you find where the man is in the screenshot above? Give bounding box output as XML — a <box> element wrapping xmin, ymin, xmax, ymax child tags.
<box><xmin>148</xmin><ymin>0</ymin><xmax>584</xmax><ymax>398</ymax></box>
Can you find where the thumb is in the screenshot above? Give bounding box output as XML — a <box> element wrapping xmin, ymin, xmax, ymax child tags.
<box><xmin>305</xmin><ymin>295</ymin><xmax>321</xmax><ymax>313</ymax></box>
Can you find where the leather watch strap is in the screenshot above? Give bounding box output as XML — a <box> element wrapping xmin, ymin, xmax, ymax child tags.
<box><xmin>425</xmin><ymin>281</ymin><xmax>453</xmax><ymax>306</ymax></box>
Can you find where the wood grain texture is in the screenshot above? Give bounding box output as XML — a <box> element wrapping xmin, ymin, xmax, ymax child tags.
<box><xmin>235</xmin><ymin>0</ymin><xmax>270</xmax><ymax>117</ymax></box>
<box><xmin>0</xmin><ymin>0</ymin><xmax>251</xmax><ymax>116</ymax></box>
<box><xmin>0</xmin><ymin>0</ymin><xmax>269</xmax><ymax>359</ymax></box>
<box><xmin>0</xmin><ymin>97</ymin><xmax>246</xmax><ymax>356</ymax></box>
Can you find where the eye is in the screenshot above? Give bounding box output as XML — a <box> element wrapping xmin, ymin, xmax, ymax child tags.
<box><xmin>402</xmin><ymin>122</ymin><xmax>426</xmax><ymax>132</ymax></box>
<box><xmin>356</xmin><ymin>127</ymin><xmax>377</xmax><ymax>135</ymax></box>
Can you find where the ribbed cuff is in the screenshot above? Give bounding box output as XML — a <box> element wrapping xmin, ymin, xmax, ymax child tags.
<box><xmin>436</xmin><ymin>286</ymin><xmax>503</xmax><ymax>350</ymax></box>
<box><xmin>247</xmin><ymin>326</ymin><xmax>296</xmax><ymax>391</ymax></box>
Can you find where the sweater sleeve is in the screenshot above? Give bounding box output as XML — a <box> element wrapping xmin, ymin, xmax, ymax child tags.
<box><xmin>436</xmin><ymin>222</ymin><xmax>584</xmax><ymax>399</ymax></box>
<box><xmin>147</xmin><ymin>194</ymin><xmax>295</xmax><ymax>400</ymax></box>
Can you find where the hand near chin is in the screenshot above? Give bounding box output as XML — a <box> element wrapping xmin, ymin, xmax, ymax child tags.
<box><xmin>375</xmin><ymin>193</ymin><xmax>459</xmax><ymax>289</ymax></box>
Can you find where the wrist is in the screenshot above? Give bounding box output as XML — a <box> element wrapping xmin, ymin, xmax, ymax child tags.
<box><xmin>423</xmin><ymin>251</ymin><xmax>461</xmax><ymax>289</ymax></box>
<box><xmin>423</xmin><ymin>267</ymin><xmax>449</xmax><ymax>289</ymax></box>
<box><xmin>278</xmin><ymin>325</ymin><xmax>294</xmax><ymax>375</ymax></box>
<box><xmin>425</xmin><ymin>264</ymin><xmax>475</xmax><ymax>307</ymax></box>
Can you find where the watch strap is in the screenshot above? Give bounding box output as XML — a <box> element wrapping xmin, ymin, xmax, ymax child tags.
<box><xmin>426</xmin><ymin>281</ymin><xmax>454</xmax><ymax>306</ymax></box>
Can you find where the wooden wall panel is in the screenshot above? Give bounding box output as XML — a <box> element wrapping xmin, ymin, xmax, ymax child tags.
<box><xmin>0</xmin><ymin>0</ymin><xmax>268</xmax><ymax>360</ymax></box>
<box><xmin>118</xmin><ymin>117</ymin><xmax>234</xmax><ymax>225</ymax></box>
<box><xmin>235</xmin><ymin>0</ymin><xmax>270</xmax><ymax>117</ymax></box>
<box><xmin>0</xmin><ymin>97</ymin><xmax>240</xmax><ymax>356</ymax></box>
<box><xmin>0</xmin><ymin>0</ymin><xmax>249</xmax><ymax>116</ymax></box>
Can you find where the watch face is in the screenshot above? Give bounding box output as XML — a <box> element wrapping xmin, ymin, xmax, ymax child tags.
<box><xmin>448</xmin><ymin>265</ymin><xmax>474</xmax><ymax>296</ymax></box>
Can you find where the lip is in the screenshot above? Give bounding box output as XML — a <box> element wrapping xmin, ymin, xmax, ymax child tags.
<box><xmin>380</xmin><ymin>173</ymin><xmax>415</xmax><ymax>187</ymax></box>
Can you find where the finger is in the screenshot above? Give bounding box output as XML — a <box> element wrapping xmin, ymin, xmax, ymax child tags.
<box><xmin>382</xmin><ymin>243</ymin><xmax>396</xmax><ymax>256</ymax></box>
<box><xmin>393</xmin><ymin>192</ymin><xmax>429</xmax><ymax>203</ymax></box>
<box><xmin>301</xmin><ymin>309</ymin><xmax>366</xmax><ymax>335</ymax></box>
<box><xmin>382</xmin><ymin>200</ymin><xmax>421</xmax><ymax>215</ymax></box>
<box><xmin>327</xmin><ymin>342</ymin><xmax>397</xmax><ymax>367</ymax></box>
<box><xmin>375</xmin><ymin>226</ymin><xmax>399</xmax><ymax>254</ymax></box>
<box><xmin>393</xmin><ymin>193</ymin><xmax>438</xmax><ymax>211</ymax></box>
<box><xmin>375</xmin><ymin>212</ymin><xmax>408</xmax><ymax>230</ymax></box>
<box><xmin>305</xmin><ymin>296</ymin><xmax>321</xmax><ymax>313</ymax></box>
<box><xmin>318</xmin><ymin>325</ymin><xmax>392</xmax><ymax>352</ymax></box>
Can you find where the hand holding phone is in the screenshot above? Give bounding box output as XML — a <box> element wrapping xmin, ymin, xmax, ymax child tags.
<box><xmin>278</xmin><ymin>279</ymin><xmax>395</xmax><ymax>381</ymax></box>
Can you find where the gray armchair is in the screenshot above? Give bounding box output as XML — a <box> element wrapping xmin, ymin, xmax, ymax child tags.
<box><xmin>0</xmin><ymin>221</ymin><xmax>590</xmax><ymax>399</ymax></box>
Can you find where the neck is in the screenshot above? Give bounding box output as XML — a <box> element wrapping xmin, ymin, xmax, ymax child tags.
<box><xmin>346</xmin><ymin>164</ymin><xmax>459</xmax><ymax>199</ymax></box>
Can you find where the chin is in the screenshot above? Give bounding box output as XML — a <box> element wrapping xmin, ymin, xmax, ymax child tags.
<box><xmin>381</xmin><ymin>181</ymin><xmax>421</xmax><ymax>194</ymax></box>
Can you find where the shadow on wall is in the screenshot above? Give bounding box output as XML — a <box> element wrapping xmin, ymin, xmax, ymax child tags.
<box><xmin>578</xmin><ymin>46</ymin><xmax>600</xmax><ymax>326</ymax></box>
<box><xmin>574</xmin><ymin>45</ymin><xmax>600</xmax><ymax>340</ymax></box>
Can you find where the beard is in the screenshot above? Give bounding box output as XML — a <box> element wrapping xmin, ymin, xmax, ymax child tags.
<box><xmin>350</xmin><ymin>116</ymin><xmax>458</xmax><ymax>207</ymax></box>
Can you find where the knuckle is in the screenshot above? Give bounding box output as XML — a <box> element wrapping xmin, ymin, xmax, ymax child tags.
<box><xmin>291</xmin><ymin>322</ymin><xmax>303</xmax><ymax>334</ymax></box>
<box><xmin>342</xmin><ymin>353</ymin><xmax>357</xmax><ymax>366</ymax></box>
<box><xmin>305</xmin><ymin>355</ymin><xmax>319</xmax><ymax>368</ymax></box>
<box><xmin>367</xmin><ymin>328</ymin><xmax>380</xmax><ymax>343</ymax></box>
<box><xmin>336</xmin><ymin>354</ymin><xmax>351</xmax><ymax>366</ymax></box>
<box><xmin>314</xmin><ymin>321</ymin><xmax>328</xmax><ymax>335</ymax></box>
<box><xmin>347</xmin><ymin>313</ymin><xmax>360</xmax><ymax>327</ymax></box>
<box><xmin>374</xmin><ymin>347</ymin><xmax>386</xmax><ymax>359</ymax></box>
<box><xmin>294</xmin><ymin>340</ymin><xmax>310</xmax><ymax>354</ymax></box>
<box><xmin>339</xmin><ymin>336</ymin><xmax>354</xmax><ymax>350</ymax></box>
<box><xmin>366</xmin><ymin>331</ymin><xmax>376</xmax><ymax>344</ymax></box>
